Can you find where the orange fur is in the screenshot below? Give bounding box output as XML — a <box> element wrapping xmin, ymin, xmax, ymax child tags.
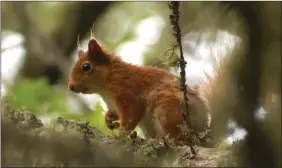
<box><xmin>68</xmin><ymin>39</ymin><xmax>209</xmax><ymax>143</ymax></box>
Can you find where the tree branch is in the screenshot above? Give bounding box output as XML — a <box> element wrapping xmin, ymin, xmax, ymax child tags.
<box><xmin>53</xmin><ymin>2</ymin><xmax>112</xmax><ymax>58</ymax></box>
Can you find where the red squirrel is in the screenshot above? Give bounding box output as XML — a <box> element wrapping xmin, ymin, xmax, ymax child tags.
<box><xmin>68</xmin><ymin>38</ymin><xmax>209</xmax><ymax>142</ymax></box>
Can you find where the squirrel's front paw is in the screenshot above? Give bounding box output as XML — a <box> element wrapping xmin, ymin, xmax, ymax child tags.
<box><xmin>105</xmin><ymin>110</ymin><xmax>120</xmax><ymax>130</ymax></box>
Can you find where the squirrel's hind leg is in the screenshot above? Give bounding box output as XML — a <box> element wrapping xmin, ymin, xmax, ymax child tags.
<box><xmin>114</xmin><ymin>95</ymin><xmax>144</xmax><ymax>137</ymax></box>
<box><xmin>153</xmin><ymin>99</ymin><xmax>184</xmax><ymax>141</ymax></box>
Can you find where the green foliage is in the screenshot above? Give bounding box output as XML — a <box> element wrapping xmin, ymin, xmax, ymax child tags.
<box><xmin>6</xmin><ymin>77</ymin><xmax>68</xmax><ymax>115</ymax></box>
<box><xmin>5</xmin><ymin>77</ymin><xmax>115</xmax><ymax>135</ymax></box>
<box><xmin>62</xmin><ymin>103</ymin><xmax>116</xmax><ymax>135</ymax></box>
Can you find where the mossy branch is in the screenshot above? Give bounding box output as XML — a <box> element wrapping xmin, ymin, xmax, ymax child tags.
<box><xmin>168</xmin><ymin>1</ymin><xmax>196</xmax><ymax>155</ymax></box>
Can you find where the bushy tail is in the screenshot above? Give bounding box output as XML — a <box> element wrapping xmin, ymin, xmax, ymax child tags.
<box><xmin>196</xmin><ymin>45</ymin><xmax>243</xmax><ymax>144</ymax></box>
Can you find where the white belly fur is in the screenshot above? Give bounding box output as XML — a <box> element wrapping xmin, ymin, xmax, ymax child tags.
<box><xmin>99</xmin><ymin>91</ymin><xmax>117</xmax><ymax>112</ymax></box>
<box><xmin>137</xmin><ymin>103</ymin><xmax>162</xmax><ymax>139</ymax></box>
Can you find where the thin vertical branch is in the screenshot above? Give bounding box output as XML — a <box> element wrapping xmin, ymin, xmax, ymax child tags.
<box><xmin>168</xmin><ymin>1</ymin><xmax>196</xmax><ymax>155</ymax></box>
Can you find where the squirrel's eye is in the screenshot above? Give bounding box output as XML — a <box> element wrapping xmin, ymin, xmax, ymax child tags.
<box><xmin>82</xmin><ymin>63</ymin><xmax>91</xmax><ymax>71</ymax></box>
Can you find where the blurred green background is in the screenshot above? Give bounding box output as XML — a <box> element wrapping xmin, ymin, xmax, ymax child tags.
<box><xmin>2</xmin><ymin>1</ymin><xmax>236</xmax><ymax>134</ymax></box>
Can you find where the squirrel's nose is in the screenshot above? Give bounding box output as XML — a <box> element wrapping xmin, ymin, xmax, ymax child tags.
<box><xmin>68</xmin><ymin>83</ymin><xmax>75</xmax><ymax>91</ymax></box>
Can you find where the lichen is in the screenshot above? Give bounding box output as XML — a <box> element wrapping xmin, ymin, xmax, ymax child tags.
<box><xmin>1</xmin><ymin>100</ymin><xmax>233</xmax><ymax>167</ymax></box>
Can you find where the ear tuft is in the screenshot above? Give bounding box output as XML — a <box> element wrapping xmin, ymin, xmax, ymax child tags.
<box><xmin>78</xmin><ymin>49</ymin><xmax>84</xmax><ymax>58</ymax></box>
<box><xmin>88</xmin><ymin>39</ymin><xmax>102</xmax><ymax>54</ymax></box>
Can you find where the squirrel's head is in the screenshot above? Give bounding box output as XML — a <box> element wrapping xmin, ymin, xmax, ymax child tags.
<box><xmin>68</xmin><ymin>39</ymin><xmax>111</xmax><ymax>94</ymax></box>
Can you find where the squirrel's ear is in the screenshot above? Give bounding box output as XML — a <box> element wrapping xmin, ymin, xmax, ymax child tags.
<box><xmin>88</xmin><ymin>39</ymin><xmax>110</xmax><ymax>64</ymax></box>
<box><xmin>88</xmin><ymin>39</ymin><xmax>103</xmax><ymax>54</ymax></box>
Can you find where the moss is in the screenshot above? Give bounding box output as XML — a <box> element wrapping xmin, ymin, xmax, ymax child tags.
<box><xmin>1</xmin><ymin>100</ymin><xmax>233</xmax><ymax>167</ymax></box>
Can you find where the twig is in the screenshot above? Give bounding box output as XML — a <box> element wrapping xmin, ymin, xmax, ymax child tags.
<box><xmin>1</xmin><ymin>42</ymin><xmax>23</xmax><ymax>53</ymax></box>
<box><xmin>168</xmin><ymin>1</ymin><xmax>196</xmax><ymax>155</ymax></box>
